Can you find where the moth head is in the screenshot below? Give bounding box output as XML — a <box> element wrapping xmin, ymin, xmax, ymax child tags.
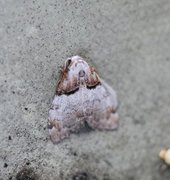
<box><xmin>56</xmin><ymin>56</ymin><xmax>101</xmax><ymax>95</ymax></box>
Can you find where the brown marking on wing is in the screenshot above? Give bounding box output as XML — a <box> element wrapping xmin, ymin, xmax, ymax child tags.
<box><xmin>56</xmin><ymin>64</ymin><xmax>101</xmax><ymax>95</ymax></box>
<box><xmin>86</xmin><ymin>67</ymin><xmax>101</xmax><ymax>88</ymax></box>
<box><xmin>56</xmin><ymin>72</ymin><xmax>80</xmax><ymax>95</ymax></box>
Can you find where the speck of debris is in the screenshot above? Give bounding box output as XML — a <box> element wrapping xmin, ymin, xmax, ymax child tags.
<box><xmin>72</xmin><ymin>172</ymin><xmax>88</xmax><ymax>180</ymax></box>
<box><xmin>26</xmin><ymin>162</ymin><xmax>31</xmax><ymax>166</ymax></box>
<box><xmin>73</xmin><ymin>152</ymin><xmax>77</xmax><ymax>156</ymax></box>
<box><xmin>4</xmin><ymin>163</ymin><xmax>8</xmax><ymax>168</ymax></box>
<box><xmin>24</xmin><ymin>107</ymin><xmax>28</xmax><ymax>111</ymax></box>
<box><xmin>16</xmin><ymin>168</ymin><xmax>38</xmax><ymax>180</ymax></box>
<box><xmin>8</xmin><ymin>136</ymin><xmax>12</xmax><ymax>140</ymax></box>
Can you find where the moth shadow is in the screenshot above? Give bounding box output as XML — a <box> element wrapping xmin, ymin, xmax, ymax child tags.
<box><xmin>77</xmin><ymin>121</ymin><xmax>93</xmax><ymax>134</ymax></box>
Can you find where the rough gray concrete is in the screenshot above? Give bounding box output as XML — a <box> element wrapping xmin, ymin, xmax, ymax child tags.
<box><xmin>1</xmin><ymin>0</ymin><xmax>170</xmax><ymax>179</ymax></box>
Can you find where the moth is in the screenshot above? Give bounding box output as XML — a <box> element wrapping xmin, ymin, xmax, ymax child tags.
<box><xmin>48</xmin><ymin>56</ymin><xmax>119</xmax><ymax>143</ymax></box>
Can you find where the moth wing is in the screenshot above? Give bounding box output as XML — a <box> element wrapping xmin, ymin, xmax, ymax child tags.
<box><xmin>101</xmin><ymin>79</ymin><xmax>118</xmax><ymax>111</ymax></box>
<box><xmin>86</xmin><ymin>80</ymin><xmax>119</xmax><ymax>130</ymax></box>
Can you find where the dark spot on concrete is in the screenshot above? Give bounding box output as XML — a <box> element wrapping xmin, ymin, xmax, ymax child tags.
<box><xmin>69</xmin><ymin>148</ymin><xmax>78</xmax><ymax>157</ymax></box>
<box><xmin>73</xmin><ymin>152</ymin><xmax>77</xmax><ymax>156</ymax></box>
<box><xmin>12</xmin><ymin>91</ymin><xmax>15</xmax><ymax>94</ymax></box>
<box><xmin>166</xmin><ymin>57</ymin><xmax>170</xmax><ymax>61</ymax></box>
<box><xmin>24</xmin><ymin>107</ymin><xmax>28</xmax><ymax>111</ymax></box>
<box><xmin>133</xmin><ymin>118</ymin><xmax>145</xmax><ymax>125</ymax></box>
<box><xmin>16</xmin><ymin>168</ymin><xmax>38</xmax><ymax>180</ymax></box>
<box><xmin>81</xmin><ymin>153</ymin><xmax>89</xmax><ymax>160</ymax></box>
<box><xmin>4</xmin><ymin>163</ymin><xmax>8</xmax><ymax>168</ymax></box>
<box><xmin>8</xmin><ymin>136</ymin><xmax>12</xmax><ymax>140</ymax></box>
<box><xmin>26</xmin><ymin>162</ymin><xmax>31</xmax><ymax>166</ymax></box>
<box><xmin>72</xmin><ymin>172</ymin><xmax>88</xmax><ymax>180</ymax></box>
<box><xmin>102</xmin><ymin>174</ymin><xmax>111</xmax><ymax>180</ymax></box>
<box><xmin>126</xmin><ymin>175</ymin><xmax>135</xmax><ymax>180</ymax></box>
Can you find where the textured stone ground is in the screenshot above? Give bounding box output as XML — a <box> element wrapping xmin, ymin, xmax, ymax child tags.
<box><xmin>1</xmin><ymin>0</ymin><xmax>170</xmax><ymax>179</ymax></box>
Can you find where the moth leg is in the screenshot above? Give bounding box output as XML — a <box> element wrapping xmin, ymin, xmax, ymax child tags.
<box><xmin>86</xmin><ymin>111</ymin><xmax>119</xmax><ymax>130</ymax></box>
<box><xmin>48</xmin><ymin>120</ymin><xmax>70</xmax><ymax>143</ymax></box>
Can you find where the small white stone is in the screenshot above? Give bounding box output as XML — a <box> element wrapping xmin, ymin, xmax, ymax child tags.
<box><xmin>160</xmin><ymin>149</ymin><xmax>170</xmax><ymax>165</ymax></box>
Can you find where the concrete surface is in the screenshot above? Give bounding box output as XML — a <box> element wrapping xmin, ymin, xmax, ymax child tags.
<box><xmin>1</xmin><ymin>0</ymin><xmax>170</xmax><ymax>179</ymax></box>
